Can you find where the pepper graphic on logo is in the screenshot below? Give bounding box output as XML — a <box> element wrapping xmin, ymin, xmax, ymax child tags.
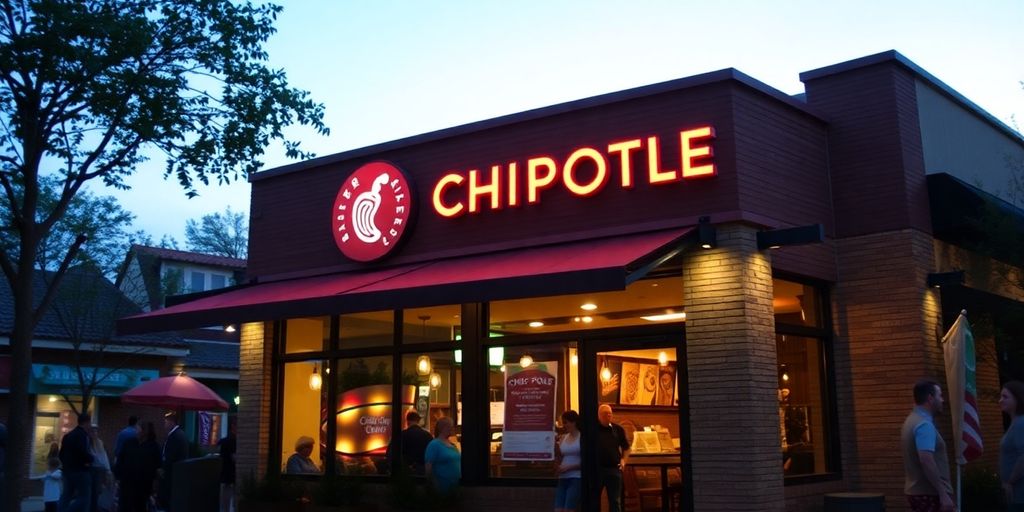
<box><xmin>332</xmin><ymin>162</ymin><xmax>414</xmax><ymax>262</ymax></box>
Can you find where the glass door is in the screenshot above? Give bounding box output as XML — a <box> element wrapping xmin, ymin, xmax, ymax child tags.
<box><xmin>580</xmin><ymin>337</ymin><xmax>688</xmax><ymax>512</ymax></box>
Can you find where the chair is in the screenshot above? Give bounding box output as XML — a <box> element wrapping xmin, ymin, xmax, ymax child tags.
<box><xmin>623</xmin><ymin>466</ymin><xmax>663</xmax><ymax>512</ymax></box>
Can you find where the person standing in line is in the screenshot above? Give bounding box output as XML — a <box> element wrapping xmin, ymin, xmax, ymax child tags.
<box><xmin>901</xmin><ymin>379</ymin><xmax>955</xmax><ymax>512</ymax></box>
<box><xmin>595</xmin><ymin>404</ymin><xmax>630</xmax><ymax>512</ymax></box>
<box><xmin>218</xmin><ymin>418</ymin><xmax>237</xmax><ymax>512</ymax></box>
<box><xmin>31</xmin><ymin>457</ymin><xmax>62</xmax><ymax>512</ymax></box>
<box><xmin>59</xmin><ymin>412</ymin><xmax>94</xmax><ymax>512</ymax></box>
<box><xmin>114</xmin><ymin>416</ymin><xmax>140</xmax><ymax>464</ymax></box>
<box><xmin>393</xmin><ymin>411</ymin><xmax>433</xmax><ymax>475</ymax></box>
<box><xmin>160</xmin><ymin>412</ymin><xmax>189</xmax><ymax>512</ymax></box>
<box><xmin>554</xmin><ymin>410</ymin><xmax>582</xmax><ymax>512</ymax></box>
<box><xmin>138</xmin><ymin>422</ymin><xmax>162</xmax><ymax>511</ymax></box>
<box><xmin>424</xmin><ymin>417</ymin><xmax>461</xmax><ymax>497</ymax></box>
<box><xmin>90</xmin><ymin>426</ymin><xmax>114</xmax><ymax>512</ymax></box>
<box><xmin>999</xmin><ymin>380</ymin><xmax>1024</xmax><ymax>511</ymax></box>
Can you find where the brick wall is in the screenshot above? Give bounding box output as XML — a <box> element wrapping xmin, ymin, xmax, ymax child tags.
<box><xmin>237</xmin><ymin>321</ymin><xmax>272</xmax><ymax>483</ymax></box>
<box><xmin>683</xmin><ymin>223</ymin><xmax>784</xmax><ymax>511</ymax></box>
<box><xmin>831</xmin><ymin>229</ymin><xmax>944</xmax><ymax>512</ymax></box>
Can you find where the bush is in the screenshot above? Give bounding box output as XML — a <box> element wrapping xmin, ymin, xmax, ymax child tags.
<box><xmin>962</xmin><ymin>466</ymin><xmax>1003</xmax><ymax>511</ymax></box>
<box><xmin>313</xmin><ymin>474</ymin><xmax>365</xmax><ymax>507</ymax></box>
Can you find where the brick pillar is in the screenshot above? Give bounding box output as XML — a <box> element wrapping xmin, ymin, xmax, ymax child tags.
<box><xmin>683</xmin><ymin>223</ymin><xmax>784</xmax><ymax>511</ymax></box>
<box><xmin>237</xmin><ymin>321</ymin><xmax>273</xmax><ymax>483</ymax></box>
<box><xmin>832</xmin><ymin>229</ymin><xmax>944</xmax><ymax>511</ymax></box>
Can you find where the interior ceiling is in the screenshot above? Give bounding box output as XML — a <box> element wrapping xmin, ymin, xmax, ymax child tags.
<box><xmin>312</xmin><ymin>277</ymin><xmax>805</xmax><ymax>334</ymax></box>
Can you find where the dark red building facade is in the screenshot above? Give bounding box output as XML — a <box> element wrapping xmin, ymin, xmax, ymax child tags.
<box><xmin>123</xmin><ymin>51</ymin><xmax>1024</xmax><ymax>511</ymax></box>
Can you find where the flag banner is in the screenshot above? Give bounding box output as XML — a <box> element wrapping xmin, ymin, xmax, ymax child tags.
<box><xmin>942</xmin><ymin>310</ymin><xmax>982</xmax><ymax>464</ymax></box>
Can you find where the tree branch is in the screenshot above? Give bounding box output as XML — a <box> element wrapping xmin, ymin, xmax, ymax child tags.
<box><xmin>30</xmin><ymin>233</ymin><xmax>87</xmax><ymax>328</ymax></box>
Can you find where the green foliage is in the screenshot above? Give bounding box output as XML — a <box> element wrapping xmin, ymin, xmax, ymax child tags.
<box><xmin>312</xmin><ymin>473</ymin><xmax>364</xmax><ymax>508</ymax></box>
<box><xmin>962</xmin><ymin>466</ymin><xmax>1003</xmax><ymax>511</ymax></box>
<box><xmin>338</xmin><ymin>358</ymin><xmax>392</xmax><ymax>393</ymax></box>
<box><xmin>0</xmin><ymin>176</ymin><xmax>139</xmax><ymax>278</ymax></box>
<box><xmin>239</xmin><ymin>470</ymin><xmax>305</xmax><ymax>504</ymax></box>
<box><xmin>185</xmin><ymin>206</ymin><xmax>247</xmax><ymax>258</ymax></box>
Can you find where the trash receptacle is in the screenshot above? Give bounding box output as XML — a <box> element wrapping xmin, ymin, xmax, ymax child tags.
<box><xmin>824</xmin><ymin>492</ymin><xmax>885</xmax><ymax>512</ymax></box>
<box><xmin>171</xmin><ymin>455</ymin><xmax>222</xmax><ymax>512</ymax></box>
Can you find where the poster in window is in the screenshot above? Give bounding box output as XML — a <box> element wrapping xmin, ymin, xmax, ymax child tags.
<box><xmin>637</xmin><ymin>364</ymin><xmax>658</xmax><ymax>405</ymax></box>
<box><xmin>783</xmin><ymin>405</ymin><xmax>811</xmax><ymax>446</ymax></box>
<box><xmin>598</xmin><ymin>356</ymin><xmax>622</xmax><ymax>404</ymax></box>
<box><xmin>619</xmin><ymin>361</ymin><xmax>641</xmax><ymax>405</ymax></box>
<box><xmin>655</xmin><ymin>364</ymin><xmax>676</xmax><ymax>406</ymax></box>
<box><xmin>502</xmin><ymin>361</ymin><xmax>558</xmax><ymax>461</ymax></box>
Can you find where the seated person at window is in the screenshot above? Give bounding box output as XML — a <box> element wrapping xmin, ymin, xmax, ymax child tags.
<box><xmin>285</xmin><ymin>436</ymin><xmax>320</xmax><ymax>474</ymax></box>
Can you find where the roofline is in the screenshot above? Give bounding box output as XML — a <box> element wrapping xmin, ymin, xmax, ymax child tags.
<box><xmin>129</xmin><ymin>244</ymin><xmax>246</xmax><ymax>269</ymax></box>
<box><xmin>0</xmin><ymin>336</ymin><xmax>189</xmax><ymax>355</ymax></box>
<box><xmin>253</xmin><ymin>68</ymin><xmax>826</xmax><ymax>181</ymax></box>
<box><xmin>800</xmin><ymin>50</ymin><xmax>1024</xmax><ymax>147</ymax></box>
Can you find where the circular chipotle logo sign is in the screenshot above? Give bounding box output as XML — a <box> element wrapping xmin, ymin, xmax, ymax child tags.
<box><xmin>332</xmin><ymin>161</ymin><xmax>413</xmax><ymax>262</ymax></box>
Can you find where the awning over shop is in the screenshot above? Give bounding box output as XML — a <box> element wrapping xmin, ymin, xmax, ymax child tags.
<box><xmin>118</xmin><ymin>227</ymin><xmax>694</xmax><ymax>334</ymax></box>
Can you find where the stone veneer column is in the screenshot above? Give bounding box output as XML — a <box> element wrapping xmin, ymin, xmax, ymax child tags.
<box><xmin>237</xmin><ymin>321</ymin><xmax>273</xmax><ymax>482</ymax></box>
<box><xmin>683</xmin><ymin>223</ymin><xmax>783</xmax><ymax>512</ymax></box>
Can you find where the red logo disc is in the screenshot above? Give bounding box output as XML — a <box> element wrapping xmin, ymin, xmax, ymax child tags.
<box><xmin>332</xmin><ymin>162</ymin><xmax>413</xmax><ymax>262</ymax></box>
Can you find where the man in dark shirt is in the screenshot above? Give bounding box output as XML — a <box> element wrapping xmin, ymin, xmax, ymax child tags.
<box><xmin>595</xmin><ymin>404</ymin><xmax>630</xmax><ymax>512</ymax></box>
<box><xmin>390</xmin><ymin>411</ymin><xmax>433</xmax><ymax>475</ymax></box>
<box><xmin>160</xmin><ymin>411</ymin><xmax>189</xmax><ymax>511</ymax></box>
<box><xmin>59</xmin><ymin>412</ymin><xmax>94</xmax><ymax>512</ymax></box>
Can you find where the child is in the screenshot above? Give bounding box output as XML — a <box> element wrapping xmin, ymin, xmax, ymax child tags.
<box><xmin>32</xmin><ymin>457</ymin><xmax>61</xmax><ymax>512</ymax></box>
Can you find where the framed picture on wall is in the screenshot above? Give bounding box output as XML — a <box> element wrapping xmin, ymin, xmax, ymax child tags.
<box><xmin>598</xmin><ymin>356</ymin><xmax>623</xmax><ymax>404</ymax></box>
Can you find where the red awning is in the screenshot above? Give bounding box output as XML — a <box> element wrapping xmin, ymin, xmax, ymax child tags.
<box><xmin>118</xmin><ymin>227</ymin><xmax>693</xmax><ymax>334</ymax></box>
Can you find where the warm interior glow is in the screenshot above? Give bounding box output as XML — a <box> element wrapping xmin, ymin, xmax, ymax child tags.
<box><xmin>528</xmin><ymin>321</ymin><xmax>544</xmax><ymax>328</ymax></box>
<box><xmin>581</xmin><ymin>316</ymin><xmax>593</xmax><ymax>323</ymax></box>
<box><xmin>48</xmin><ymin>395</ymin><xmax>57</xmax><ymax>403</ymax></box>
<box><xmin>488</xmin><ymin>347</ymin><xmax>504</xmax><ymax>366</ymax></box>
<box><xmin>416</xmin><ymin>355</ymin><xmax>431</xmax><ymax>375</ymax></box>
<box><xmin>641</xmin><ymin>312</ymin><xmax>687</xmax><ymax>322</ymax></box>
<box><xmin>519</xmin><ymin>354</ymin><xmax>533</xmax><ymax>368</ymax></box>
<box><xmin>580</xmin><ymin>303</ymin><xmax>598</xmax><ymax>311</ymax></box>
<box><xmin>600</xmin><ymin>366</ymin><xmax>612</xmax><ymax>382</ymax></box>
<box><xmin>308</xmin><ymin>364</ymin><xmax>322</xmax><ymax>391</ymax></box>
<box><xmin>571</xmin><ymin>353</ymin><xmax>579</xmax><ymax>366</ymax></box>
<box><xmin>429</xmin><ymin>372</ymin><xmax>442</xmax><ymax>389</ymax></box>
<box><xmin>658</xmin><ymin>351</ymin><xmax>669</xmax><ymax>366</ymax></box>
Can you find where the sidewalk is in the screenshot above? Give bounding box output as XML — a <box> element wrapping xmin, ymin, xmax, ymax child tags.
<box><xmin>20</xmin><ymin>497</ymin><xmax>43</xmax><ymax>512</ymax></box>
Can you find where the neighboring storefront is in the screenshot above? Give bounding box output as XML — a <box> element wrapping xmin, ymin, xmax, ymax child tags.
<box><xmin>120</xmin><ymin>51</ymin><xmax>1024</xmax><ymax>511</ymax></box>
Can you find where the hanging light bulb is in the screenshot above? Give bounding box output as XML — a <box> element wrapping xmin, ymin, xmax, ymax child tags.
<box><xmin>600</xmin><ymin>365</ymin><xmax>612</xmax><ymax>382</ymax></box>
<box><xmin>658</xmin><ymin>351</ymin><xmax>669</xmax><ymax>366</ymax></box>
<box><xmin>519</xmin><ymin>353</ymin><xmax>533</xmax><ymax>368</ymax></box>
<box><xmin>416</xmin><ymin>355</ymin><xmax>432</xmax><ymax>375</ymax></box>
<box><xmin>570</xmin><ymin>353</ymin><xmax>578</xmax><ymax>366</ymax></box>
<box><xmin>429</xmin><ymin>372</ymin><xmax>442</xmax><ymax>389</ymax></box>
<box><xmin>499</xmin><ymin>364</ymin><xmax>506</xmax><ymax>373</ymax></box>
<box><xmin>308</xmin><ymin>363</ymin><xmax>322</xmax><ymax>391</ymax></box>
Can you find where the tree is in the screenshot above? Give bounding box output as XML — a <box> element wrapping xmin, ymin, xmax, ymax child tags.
<box><xmin>0</xmin><ymin>1</ymin><xmax>327</xmax><ymax>506</ymax></box>
<box><xmin>185</xmin><ymin>206</ymin><xmax>247</xmax><ymax>258</ymax></box>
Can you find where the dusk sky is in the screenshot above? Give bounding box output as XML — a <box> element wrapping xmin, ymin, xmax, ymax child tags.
<box><xmin>97</xmin><ymin>0</ymin><xmax>1024</xmax><ymax>244</ymax></box>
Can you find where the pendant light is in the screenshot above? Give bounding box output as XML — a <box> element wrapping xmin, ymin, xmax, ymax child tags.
<box><xmin>308</xmin><ymin>363</ymin><xmax>322</xmax><ymax>391</ymax></box>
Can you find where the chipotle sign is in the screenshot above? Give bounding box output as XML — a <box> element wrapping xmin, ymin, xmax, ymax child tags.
<box><xmin>332</xmin><ymin>161</ymin><xmax>414</xmax><ymax>262</ymax></box>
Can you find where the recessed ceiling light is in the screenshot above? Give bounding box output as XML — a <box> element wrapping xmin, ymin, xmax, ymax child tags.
<box><xmin>580</xmin><ymin>303</ymin><xmax>597</xmax><ymax>311</ymax></box>
<box><xmin>581</xmin><ymin>316</ymin><xmax>593</xmax><ymax>323</ymax></box>
<box><xmin>528</xmin><ymin>321</ymin><xmax>544</xmax><ymax>328</ymax></box>
<box><xmin>641</xmin><ymin>312</ymin><xmax>687</xmax><ymax>322</ymax></box>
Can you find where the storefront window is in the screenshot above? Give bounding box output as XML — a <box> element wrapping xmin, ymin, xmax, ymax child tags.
<box><xmin>398</xmin><ymin>350</ymin><xmax>460</xmax><ymax>471</ymax></box>
<box><xmin>772</xmin><ymin>278</ymin><xmax>822</xmax><ymax>328</ymax></box>
<box><xmin>489</xmin><ymin>275</ymin><xmax>684</xmax><ymax>335</ymax></box>
<box><xmin>33</xmin><ymin>396</ymin><xmax>96</xmax><ymax>476</ymax></box>
<box><xmin>334</xmin><ymin>355</ymin><xmax>396</xmax><ymax>475</ymax></box>
<box><xmin>774</xmin><ymin>276</ymin><xmax>834</xmax><ymax>478</ymax></box>
<box><xmin>280</xmin><ymin>360</ymin><xmax>326</xmax><ymax>475</ymax></box>
<box><xmin>340</xmin><ymin>311</ymin><xmax>394</xmax><ymax>348</ymax></box>
<box><xmin>402</xmin><ymin>305</ymin><xmax>460</xmax><ymax>344</ymax></box>
<box><xmin>284</xmin><ymin>317</ymin><xmax>330</xmax><ymax>354</ymax></box>
<box><xmin>487</xmin><ymin>343</ymin><xmax>571</xmax><ymax>479</ymax></box>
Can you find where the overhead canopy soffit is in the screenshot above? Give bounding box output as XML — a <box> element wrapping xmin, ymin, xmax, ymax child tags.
<box><xmin>117</xmin><ymin>227</ymin><xmax>695</xmax><ymax>335</ymax></box>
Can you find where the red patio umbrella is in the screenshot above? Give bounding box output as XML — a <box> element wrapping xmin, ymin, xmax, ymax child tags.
<box><xmin>121</xmin><ymin>373</ymin><xmax>229</xmax><ymax>411</ymax></box>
